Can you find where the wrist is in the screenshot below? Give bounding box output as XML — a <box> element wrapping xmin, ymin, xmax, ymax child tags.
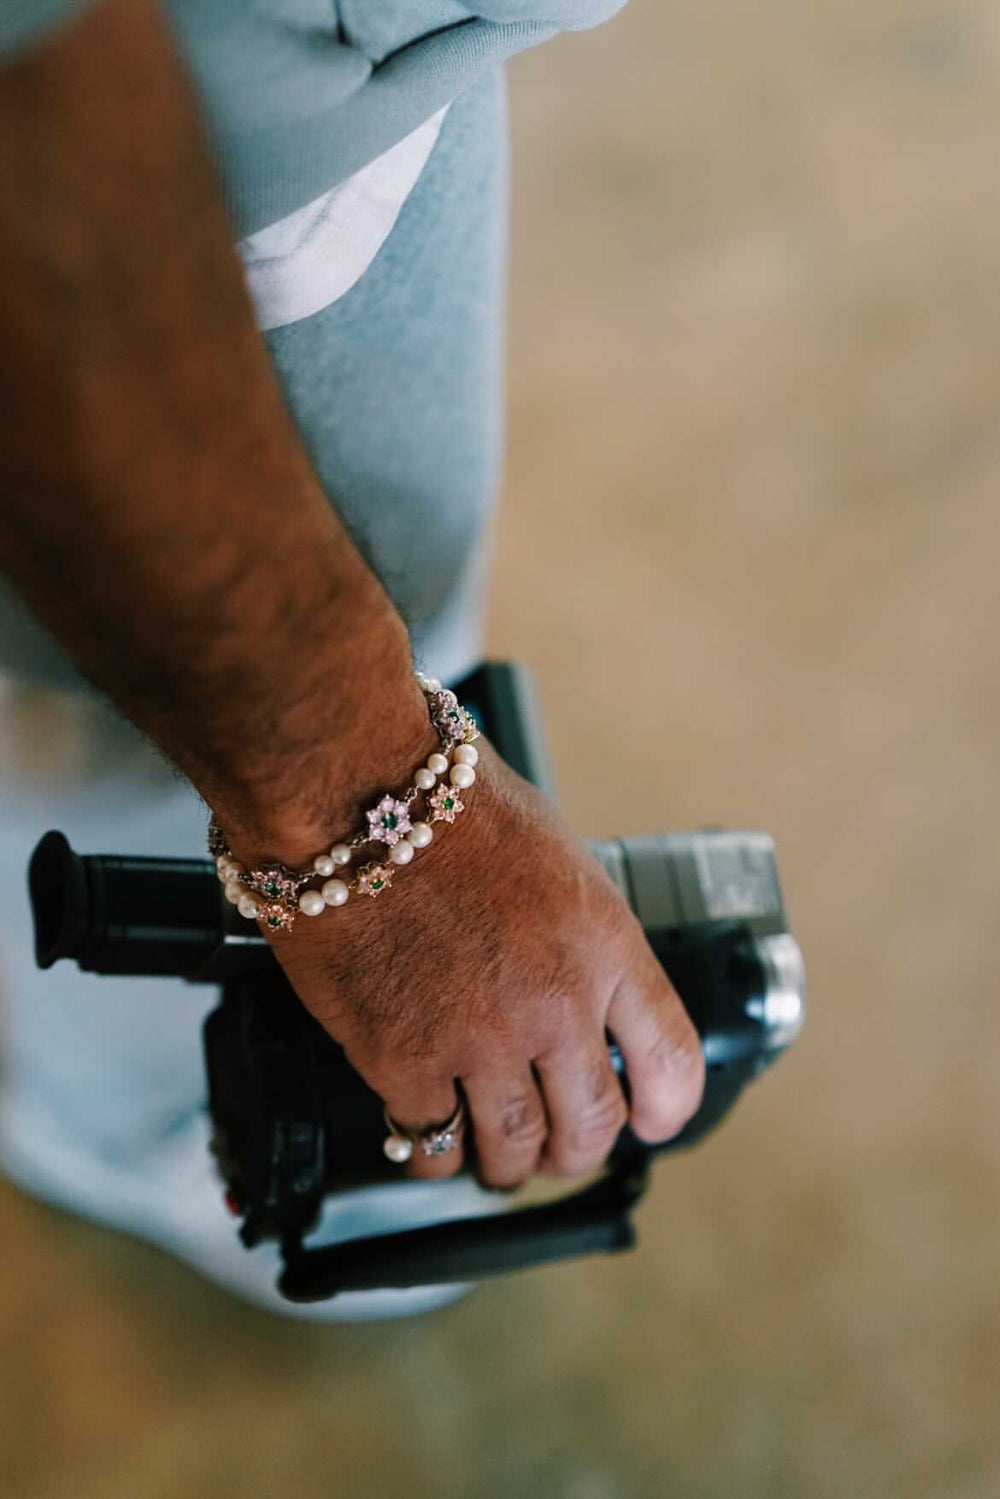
<box><xmin>210</xmin><ymin>673</ymin><xmax>483</xmax><ymax>930</ymax></box>
<box><xmin>212</xmin><ymin>647</ymin><xmax>441</xmax><ymax>869</ymax></box>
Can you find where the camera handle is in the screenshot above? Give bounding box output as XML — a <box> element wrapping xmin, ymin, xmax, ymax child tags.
<box><xmin>274</xmin><ymin>1026</ymin><xmax>760</xmax><ymax>1301</ymax></box>
<box><xmin>277</xmin><ymin>1145</ymin><xmax>651</xmax><ymax>1302</ymax></box>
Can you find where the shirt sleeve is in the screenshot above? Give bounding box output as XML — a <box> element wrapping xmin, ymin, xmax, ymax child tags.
<box><xmin>0</xmin><ymin>0</ymin><xmax>95</xmax><ymax>61</ymax></box>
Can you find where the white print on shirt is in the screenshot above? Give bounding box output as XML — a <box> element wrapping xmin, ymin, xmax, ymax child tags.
<box><xmin>238</xmin><ymin>106</ymin><xmax>449</xmax><ymax>331</ymax></box>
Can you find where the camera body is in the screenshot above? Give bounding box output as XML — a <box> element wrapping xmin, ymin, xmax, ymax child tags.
<box><xmin>28</xmin><ymin>662</ymin><xmax>804</xmax><ymax>1303</ymax></box>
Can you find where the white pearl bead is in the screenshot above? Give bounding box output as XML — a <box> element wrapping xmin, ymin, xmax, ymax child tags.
<box><xmin>414</xmin><ymin>767</ymin><xmax>436</xmax><ymax>791</ymax></box>
<box><xmin>216</xmin><ymin>854</ymin><xmax>231</xmax><ymax>872</ymax></box>
<box><xmin>407</xmin><ymin>822</ymin><xmax>433</xmax><ymax>849</ymax></box>
<box><xmin>424</xmin><ymin>677</ymin><xmax>442</xmax><ymax>694</ymax></box>
<box><xmin>321</xmin><ymin>878</ymin><xmax>349</xmax><ymax>907</ymax></box>
<box><xmin>224</xmin><ymin>881</ymin><xmax>243</xmax><ymax>905</ymax></box>
<box><xmin>449</xmin><ymin>763</ymin><xmax>476</xmax><ymax>789</ymax></box>
<box><xmin>237</xmin><ymin>893</ymin><xmax>259</xmax><ymax>920</ymax></box>
<box><xmin>313</xmin><ymin>854</ymin><xmax>335</xmax><ymax>877</ymax></box>
<box><xmin>298</xmin><ymin>889</ymin><xmax>326</xmax><ymax>916</ymax></box>
<box><xmin>329</xmin><ymin>844</ymin><xmax>352</xmax><ymax>866</ymax></box>
<box><xmin>453</xmin><ymin>743</ymin><xmax>479</xmax><ymax>767</ymax></box>
<box><xmin>384</xmin><ymin>1135</ymin><xmax>413</xmax><ymax>1164</ymax></box>
<box><xmin>226</xmin><ymin>860</ymin><xmax>244</xmax><ymax>877</ymax></box>
<box><xmin>427</xmin><ymin>753</ymin><xmax>449</xmax><ymax>776</ymax></box>
<box><xmin>389</xmin><ymin>840</ymin><xmax>414</xmax><ymax>866</ymax></box>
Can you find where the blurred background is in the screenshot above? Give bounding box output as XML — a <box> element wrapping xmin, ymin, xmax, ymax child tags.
<box><xmin>3</xmin><ymin>1</ymin><xmax>1000</xmax><ymax>1495</ymax></box>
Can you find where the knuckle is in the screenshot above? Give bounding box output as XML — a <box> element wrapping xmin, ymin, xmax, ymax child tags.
<box><xmin>631</xmin><ymin>1039</ymin><xmax>706</xmax><ymax>1143</ymax></box>
<box><xmin>568</xmin><ymin>1091</ymin><xmax>629</xmax><ymax>1156</ymax></box>
<box><xmin>498</xmin><ymin>1095</ymin><xmax>547</xmax><ymax>1148</ymax></box>
<box><xmin>472</xmin><ymin>1090</ymin><xmax>547</xmax><ymax>1188</ymax></box>
<box><xmin>644</xmin><ymin>1025</ymin><xmax>693</xmax><ymax>1077</ymax></box>
<box><xmin>581</xmin><ymin>1056</ymin><xmax>613</xmax><ymax>1106</ymax></box>
<box><xmin>546</xmin><ymin>1093</ymin><xmax>628</xmax><ymax>1176</ymax></box>
<box><xmin>540</xmin><ymin>1052</ymin><xmax>629</xmax><ymax>1176</ymax></box>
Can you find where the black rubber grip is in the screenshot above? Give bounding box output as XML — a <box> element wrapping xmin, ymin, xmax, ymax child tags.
<box><xmin>278</xmin><ymin>1161</ymin><xmax>648</xmax><ymax>1302</ymax></box>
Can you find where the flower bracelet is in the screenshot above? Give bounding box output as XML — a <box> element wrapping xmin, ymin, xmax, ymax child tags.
<box><xmin>208</xmin><ymin>673</ymin><xmax>480</xmax><ymax>933</ymax></box>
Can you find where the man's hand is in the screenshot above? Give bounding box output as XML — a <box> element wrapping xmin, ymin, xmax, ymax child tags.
<box><xmin>249</xmin><ymin>737</ymin><xmax>704</xmax><ymax>1187</ymax></box>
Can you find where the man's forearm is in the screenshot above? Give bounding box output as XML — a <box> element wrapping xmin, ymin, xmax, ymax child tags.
<box><xmin>0</xmin><ymin>0</ymin><xmax>433</xmax><ymax>858</ymax></box>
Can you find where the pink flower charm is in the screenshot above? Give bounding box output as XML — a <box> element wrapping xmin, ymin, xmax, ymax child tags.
<box><xmin>247</xmin><ymin>862</ymin><xmax>298</xmax><ymax>903</ymax></box>
<box><xmin>257</xmin><ymin>901</ymin><xmax>296</xmax><ymax>933</ymax></box>
<box><xmin>366</xmin><ymin>795</ymin><xmax>412</xmax><ymax>847</ymax></box>
<box><xmin>428</xmin><ymin>783</ymin><xmax>465</xmax><ymax>824</ymax></box>
<box><xmin>354</xmin><ymin>863</ymin><xmax>394</xmax><ymax>898</ymax></box>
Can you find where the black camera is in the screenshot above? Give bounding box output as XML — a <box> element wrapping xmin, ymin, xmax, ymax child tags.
<box><xmin>27</xmin><ymin>662</ymin><xmax>804</xmax><ymax>1304</ymax></box>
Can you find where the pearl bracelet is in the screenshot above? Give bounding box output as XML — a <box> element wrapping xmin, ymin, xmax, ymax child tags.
<box><xmin>208</xmin><ymin>673</ymin><xmax>480</xmax><ymax>933</ymax></box>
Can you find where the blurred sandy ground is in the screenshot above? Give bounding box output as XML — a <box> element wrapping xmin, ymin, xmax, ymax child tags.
<box><xmin>3</xmin><ymin>1</ymin><xmax>1000</xmax><ymax>1496</ymax></box>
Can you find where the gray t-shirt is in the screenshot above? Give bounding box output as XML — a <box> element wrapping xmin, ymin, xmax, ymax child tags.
<box><xmin>0</xmin><ymin>1</ymin><xmax>626</xmax><ymax>688</ymax></box>
<box><xmin>0</xmin><ymin>0</ymin><xmax>626</xmax><ymax>235</ymax></box>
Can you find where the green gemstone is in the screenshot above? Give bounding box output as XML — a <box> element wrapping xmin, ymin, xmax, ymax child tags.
<box><xmin>382</xmin><ymin>813</ymin><xmax>398</xmax><ymax>830</ymax></box>
<box><xmin>373</xmin><ymin>879</ymin><xmax>384</xmax><ymax>890</ymax></box>
<box><xmin>264</xmin><ymin>881</ymin><xmax>279</xmax><ymax>896</ymax></box>
<box><xmin>444</xmin><ymin>797</ymin><xmax>455</xmax><ymax>810</ymax></box>
<box><xmin>267</xmin><ymin>915</ymin><xmax>281</xmax><ymax>928</ymax></box>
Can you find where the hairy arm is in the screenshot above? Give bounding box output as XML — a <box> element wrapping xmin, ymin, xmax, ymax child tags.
<box><xmin>0</xmin><ymin>0</ymin><xmax>433</xmax><ymax>856</ymax></box>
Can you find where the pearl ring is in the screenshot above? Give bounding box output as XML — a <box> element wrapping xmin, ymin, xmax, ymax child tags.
<box><xmin>383</xmin><ymin>1101</ymin><xmax>466</xmax><ymax>1164</ymax></box>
